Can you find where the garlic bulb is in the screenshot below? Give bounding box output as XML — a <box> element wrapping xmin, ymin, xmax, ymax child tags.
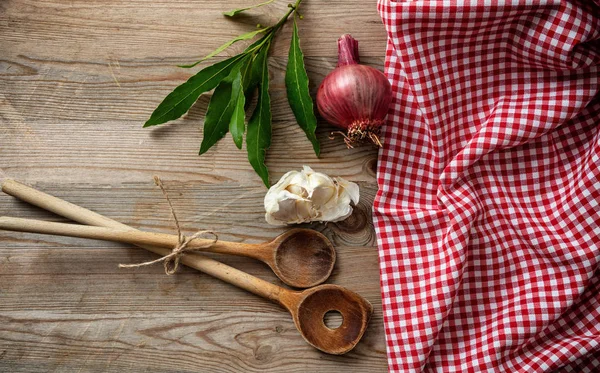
<box><xmin>264</xmin><ymin>166</ymin><xmax>360</xmax><ymax>225</ymax></box>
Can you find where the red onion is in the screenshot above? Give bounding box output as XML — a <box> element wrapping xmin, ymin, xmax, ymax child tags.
<box><xmin>316</xmin><ymin>34</ymin><xmax>393</xmax><ymax>148</ymax></box>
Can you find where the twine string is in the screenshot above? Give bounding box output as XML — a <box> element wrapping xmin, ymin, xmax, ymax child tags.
<box><xmin>118</xmin><ymin>176</ymin><xmax>218</xmax><ymax>275</ymax></box>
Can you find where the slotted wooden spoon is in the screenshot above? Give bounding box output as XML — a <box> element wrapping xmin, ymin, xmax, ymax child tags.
<box><xmin>1</xmin><ymin>180</ymin><xmax>373</xmax><ymax>355</ymax></box>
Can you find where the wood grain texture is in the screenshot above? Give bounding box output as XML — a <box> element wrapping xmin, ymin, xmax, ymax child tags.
<box><xmin>0</xmin><ymin>0</ymin><xmax>388</xmax><ymax>371</ymax></box>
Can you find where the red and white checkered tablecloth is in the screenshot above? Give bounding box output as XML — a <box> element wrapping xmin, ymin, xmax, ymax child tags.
<box><xmin>373</xmin><ymin>1</ymin><xmax>600</xmax><ymax>371</ymax></box>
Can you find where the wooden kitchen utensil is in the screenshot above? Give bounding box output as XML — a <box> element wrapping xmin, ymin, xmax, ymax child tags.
<box><xmin>0</xmin><ymin>217</ymin><xmax>335</xmax><ymax>289</ymax></box>
<box><xmin>1</xmin><ymin>180</ymin><xmax>334</xmax><ymax>288</ymax></box>
<box><xmin>1</xmin><ymin>180</ymin><xmax>373</xmax><ymax>355</ymax></box>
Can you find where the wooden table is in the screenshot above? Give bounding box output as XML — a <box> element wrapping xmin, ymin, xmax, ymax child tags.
<box><xmin>0</xmin><ymin>1</ymin><xmax>388</xmax><ymax>371</ymax></box>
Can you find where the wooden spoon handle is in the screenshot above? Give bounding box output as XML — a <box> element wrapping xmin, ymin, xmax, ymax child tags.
<box><xmin>0</xmin><ymin>216</ymin><xmax>199</xmax><ymax>248</ymax></box>
<box><xmin>0</xmin><ymin>216</ymin><xmax>264</xmax><ymax>259</ymax></box>
<box><xmin>1</xmin><ymin>180</ymin><xmax>291</xmax><ymax>306</ymax></box>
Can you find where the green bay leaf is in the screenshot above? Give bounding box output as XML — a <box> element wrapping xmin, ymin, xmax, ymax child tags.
<box><xmin>244</xmin><ymin>42</ymin><xmax>267</xmax><ymax>110</ymax></box>
<box><xmin>246</xmin><ymin>42</ymin><xmax>268</xmax><ymax>93</ymax></box>
<box><xmin>199</xmin><ymin>81</ymin><xmax>234</xmax><ymax>155</ymax></box>
<box><xmin>242</xmin><ymin>39</ymin><xmax>271</xmax><ymax>108</ymax></box>
<box><xmin>199</xmin><ymin>59</ymin><xmax>248</xmax><ymax>154</ymax></box>
<box><xmin>285</xmin><ymin>17</ymin><xmax>320</xmax><ymax>156</ymax></box>
<box><xmin>144</xmin><ymin>54</ymin><xmax>245</xmax><ymax>127</ymax></box>
<box><xmin>246</xmin><ymin>46</ymin><xmax>271</xmax><ymax>187</ymax></box>
<box><xmin>179</xmin><ymin>28</ymin><xmax>269</xmax><ymax>69</ymax></box>
<box><xmin>229</xmin><ymin>68</ymin><xmax>246</xmax><ymax>149</ymax></box>
<box><xmin>223</xmin><ymin>0</ymin><xmax>275</xmax><ymax>17</ymax></box>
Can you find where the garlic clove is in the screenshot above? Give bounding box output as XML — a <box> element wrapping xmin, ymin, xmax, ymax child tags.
<box><xmin>307</xmin><ymin>170</ymin><xmax>337</xmax><ymax>207</ymax></box>
<box><xmin>286</xmin><ymin>183</ymin><xmax>308</xmax><ymax>198</ymax></box>
<box><xmin>265</xmin><ymin>190</ymin><xmax>303</xmax><ymax>225</ymax></box>
<box><xmin>336</xmin><ymin>177</ymin><xmax>360</xmax><ymax>205</ymax></box>
<box><xmin>265</xmin><ymin>211</ymin><xmax>286</xmax><ymax>226</ymax></box>
<box><xmin>290</xmin><ymin>170</ymin><xmax>310</xmax><ymax>188</ymax></box>
<box><xmin>295</xmin><ymin>199</ymin><xmax>316</xmax><ymax>222</ymax></box>
<box><xmin>311</xmin><ymin>185</ymin><xmax>336</xmax><ymax>208</ymax></box>
<box><xmin>264</xmin><ymin>171</ymin><xmax>298</xmax><ymax>200</ymax></box>
<box><xmin>302</xmin><ymin>165</ymin><xmax>315</xmax><ymax>175</ymax></box>
<box><xmin>319</xmin><ymin>203</ymin><xmax>353</xmax><ymax>222</ymax></box>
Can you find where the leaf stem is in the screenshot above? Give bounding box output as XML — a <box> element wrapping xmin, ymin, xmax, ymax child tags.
<box><xmin>278</xmin><ymin>0</ymin><xmax>303</xmax><ymax>29</ymax></box>
<box><xmin>223</xmin><ymin>0</ymin><xmax>277</xmax><ymax>17</ymax></box>
<box><xmin>245</xmin><ymin>0</ymin><xmax>304</xmax><ymax>56</ymax></box>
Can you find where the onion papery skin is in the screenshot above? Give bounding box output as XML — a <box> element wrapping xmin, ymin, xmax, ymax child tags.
<box><xmin>316</xmin><ymin>64</ymin><xmax>392</xmax><ymax>148</ymax></box>
<box><xmin>316</xmin><ymin>34</ymin><xmax>392</xmax><ymax>148</ymax></box>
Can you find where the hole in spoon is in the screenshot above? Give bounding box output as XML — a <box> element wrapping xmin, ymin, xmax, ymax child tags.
<box><xmin>323</xmin><ymin>310</ymin><xmax>343</xmax><ymax>330</ymax></box>
<box><xmin>295</xmin><ymin>285</ymin><xmax>373</xmax><ymax>354</ymax></box>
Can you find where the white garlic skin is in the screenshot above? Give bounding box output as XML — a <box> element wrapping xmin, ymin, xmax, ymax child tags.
<box><xmin>264</xmin><ymin>166</ymin><xmax>360</xmax><ymax>226</ymax></box>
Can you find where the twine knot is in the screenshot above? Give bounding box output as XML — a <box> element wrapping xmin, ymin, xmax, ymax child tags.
<box><xmin>119</xmin><ymin>176</ymin><xmax>218</xmax><ymax>275</ymax></box>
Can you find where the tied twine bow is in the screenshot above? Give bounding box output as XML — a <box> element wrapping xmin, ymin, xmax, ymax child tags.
<box><xmin>119</xmin><ymin>176</ymin><xmax>218</xmax><ymax>275</ymax></box>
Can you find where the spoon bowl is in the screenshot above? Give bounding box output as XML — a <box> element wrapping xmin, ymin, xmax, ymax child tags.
<box><xmin>269</xmin><ymin>229</ymin><xmax>336</xmax><ymax>289</ymax></box>
<box><xmin>285</xmin><ymin>284</ymin><xmax>373</xmax><ymax>355</ymax></box>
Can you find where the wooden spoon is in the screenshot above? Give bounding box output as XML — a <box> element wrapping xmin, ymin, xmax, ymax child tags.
<box><xmin>1</xmin><ymin>180</ymin><xmax>373</xmax><ymax>355</ymax></box>
<box><xmin>0</xmin><ymin>217</ymin><xmax>334</xmax><ymax>288</ymax></box>
<box><xmin>1</xmin><ymin>180</ymin><xmax>335</xmax><ymax>288</ymax></box>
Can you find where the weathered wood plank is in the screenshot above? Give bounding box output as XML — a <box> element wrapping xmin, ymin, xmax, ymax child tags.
<box><xmin>1</xmin><ymin>0</ymin><xmax>386</xmax><ymax>58</ymax></box>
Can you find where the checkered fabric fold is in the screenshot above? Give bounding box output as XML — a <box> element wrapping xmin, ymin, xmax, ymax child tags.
<box><xmin>373</xmin><ymin>1</ymin><xmax>600</xmax><ymax>372</ymax></box>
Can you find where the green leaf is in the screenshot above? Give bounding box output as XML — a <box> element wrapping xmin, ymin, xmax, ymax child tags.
<box><xmin>249</xmin><ymin>43</ymin><xmax>269</xmax><ymax>90</ymax></box>
<box><xmin>223</xmin><ymin>0</ymin><xmax>275</xmax><ymax>17</ymax></box>
<box><xmin>242</xmin><ymin>52</ymin><xmax>258</xmax><ymax>93</ymax></box>
<box><xmin>199</xmin><ymin>82</ymin><xmax>234</xmax><ymax>155</ymax></box>
<box><xmin>229</xmin><ymin>68</ymin><xmax>246</xmax><ymax>149</ymax></box>
<box><xmin>244</xmin><ymin>30</ymin><xmax>272</xmax><ymax>54</ymax></box>
<box><xmin>239</xmin><ymin>40</ymin><xmax>265</xmax><ymax>110</ymax></box>
<box><xmin>144</xmin><ymin>54</ymin><xmax>245</xmax><ymax>127</ymax></box>
<box><xmin>199</xmin><ymin>59</ymin><xmax>248</xmax><ymax>154</ymax></box>
<box><xmin>179</xmin><ymin>28</ymin><xmax>269</xmax><ymax>69</ymax></box>
<box><xmin>285</xmin><ymin>17</ymin><xmax>320</xmax><ymax>156</ymax></box>
<box><xmin>246</xmin><ymin>46</ymin><xmax>271</xmax><ymax>187</ymax></box>
<box><xmin>242</xmin><ymin>43</ymin><xmax>268</xmax><ymax>109</ymax></box>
